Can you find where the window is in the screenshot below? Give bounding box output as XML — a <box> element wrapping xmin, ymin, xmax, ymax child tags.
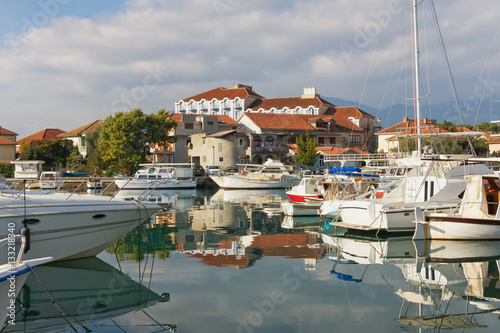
<box><xmin>208</xmin><ymin>121</ymin><xmax>214</xmax><ymax>126</ymax></box>
<box><xmin>318</xmin><ymin>137</ymin><xmax>324</xmax><ymax>144</ymax></box>
<box><xmin>350</xmin><ymin>135</ymin><xmax>361</xmax><ymax>143</ymax></box>
<box><xmin>185</xmin><ymin>123</ymin><xmax>194</xmax><ymax>129</ymax></box>
<box><xmin>239</xmin><ymin>138</ymin><xmax>245</xmax><ymax>147</ymax></box>
<box><xmin>218</xmin><ymin>143</ymin><xmax>222</xmax><ymax>152</ymax></box>
<box><xmin>203</xmin><ymin>156</ymin><xmax>206</xmax><ymax>162</ymax></box>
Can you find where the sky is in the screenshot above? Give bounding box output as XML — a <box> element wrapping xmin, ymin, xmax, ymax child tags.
<box><xmin>1</xmin><ymin>0</ymin><xmax>499</xmax><ymax>139</ymax></box>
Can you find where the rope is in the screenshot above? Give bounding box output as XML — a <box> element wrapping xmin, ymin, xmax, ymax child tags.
<box><xmin>27</xmin><ymin>266</ymin><xmax>90</xmax><ymax>332</ymax></box>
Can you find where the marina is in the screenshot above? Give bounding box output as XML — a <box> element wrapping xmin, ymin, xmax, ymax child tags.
<box><xmin>1</xmin><ymin>0</ymin><xmax>500</xmax><ymax>332</ymax></box>
<box><xmin>2</xmin><ymin>188</ymin><xmax>500</xmax><ymax>332</ymax></box>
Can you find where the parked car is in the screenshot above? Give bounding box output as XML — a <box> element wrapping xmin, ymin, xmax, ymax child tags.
<box><xmin>206</xmin><ymin>165</ymin><xmax>221</xmax><ymax>175</ymax></box>
<box><xmin>193</xmin><ymin>165</ymin><xmax>205</xmax><ymax>177</ymax></box>
<box><xmin>224</xmin><ymin>166</ymin><xmax>238</xmax><ymax>173</ymax></box>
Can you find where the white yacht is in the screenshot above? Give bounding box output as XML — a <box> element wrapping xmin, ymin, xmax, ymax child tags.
<box><xmin>210</xmin><ymin>159</ymin><xmax>300</xmax><ymax>189</ymax></box>
<box><xmin>0</xmin><ymin>190</ymin><xmax>160</xmax><ymax>261</ymax></box>
<box><xmin>115</xmin><ymin>163</ymin><xmax>197</xmax><ymax>190</ymax></box>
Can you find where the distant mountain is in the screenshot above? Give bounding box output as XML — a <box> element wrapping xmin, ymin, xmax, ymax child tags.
<box><xmin>323</xmin><ymin>95</ymin><xmax>499</xmax><ymax>129</ymax></box>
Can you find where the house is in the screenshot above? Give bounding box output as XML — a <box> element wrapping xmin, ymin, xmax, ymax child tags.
<box><xmin>157</xmin><ymin>114</ymin><xmax>239</xmax><ymax>164</ymax></box>
<box><xmin>173</xmin><ymin>84</ymin><xmax>380</xmax><ymax>164</ymax></box>
<box><xmin>59</xmin><ymin>120</ymin><xmax>103</xmax><ymax>157</ymax></box>
<box><xmin>188</xmin><ymin>130</ymin><xmax>238</xmax><ymax>169</ymax></box>
<box><xmin>237</xmin><ymin>113</ymin><xmax>364</xmax><ymax>164</ymax></box>
<box><xmin>174</xmin><ymin>84</ymin><xmax>264</xmax><ymax>120</ymax></box>
<box><xmin>0</xmin><ymin>126</ymin><xmax>18</xmax><ymax>163</ymax></box>
<box><xmin>376</xmin><ymin>117</ymin><xmax>438</xmax><ymax>152</ymax></box>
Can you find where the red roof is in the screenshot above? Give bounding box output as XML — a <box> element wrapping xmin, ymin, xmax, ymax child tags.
<box><xmin>0</xmin><ymin>137</ymin><xmax>16</xmax><ymax>145</ymax></box>
<box><xmin>18</xmin><ymin>129</ymin><xmax>66</xmax><ymax>143</ymax></box>
<box><xmin>377</xmin><ymin>117</ymin><xmax>435</xmax><ymax>134</ymax></box>
<box><xmin>179</xmin><ymin>86</ymin><xmax>263</xmax><ymax>102</ymax></box>
<box><xmin>323</xmin><ymin>106</ymin><xmax>375</xmax><ymax>119</ymax></box>
<box><xmin>243</xmin><ymin>113</ymin><xmax>363</xmax><ymax>132</ymax></box>
<box><xmin>0</xmin><ymin>127</ymin><xmax>18</xmax><ymax>136</ymax></box>
<box><xmin>170</xmin><ymin>114</ymin><xmax>238</xmax><ymax>125</ymax></box>
<box><xmin>246</xmin><ymin>95</ymin><xmax>334</xmax><ymax>111</ymax></box>
<box><xmin>59</xmin><ymin>120</ymin><xmax>104</xmax><ymax>137</ymax></box>
<box><xmin>316</xmin><ymin>146</ymin><xmax>370</xmax><ymax>156</ymax></box>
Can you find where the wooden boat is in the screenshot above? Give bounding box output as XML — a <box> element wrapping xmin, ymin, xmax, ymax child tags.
<box><xmin>414</xmin><ymin>173</ymin><xmax>500</xmax><ymax>240</ymax></box>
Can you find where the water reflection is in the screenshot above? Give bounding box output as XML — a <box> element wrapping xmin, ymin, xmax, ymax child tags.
<box><xmin>3</xmin><ymin>257</ymin><xmax>169</xmax><ymax>332</ymax></box>
<box><xmin>6</xmin><ymin>189</ymin><xmax>500</xmax><ymax>332</ymax></box>
<box><xmin>323</xmin><ymin>234</ymin><xmax>500</xmax><ymax>331</ymax></box>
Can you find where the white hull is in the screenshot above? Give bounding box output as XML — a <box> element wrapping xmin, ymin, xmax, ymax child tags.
<box><xmin>115</xmin><ymin>178</ymin><xmax>196</xmax><ymax>190</ymax></box>
<box><xmin>418</xmin><ymin>216</ymin><xmax>500</xmax><ymax>240</ymax></box>
<box><xmin>0</xmin><ymin>192</ymin><xmax>160</xmax><ymax>261</ymax></box>
<box><xmin>319</xmin><ymin>200</ymin><xmax>342</xmax><ymax>219</ymax></box>
<box><xmin>0</xmin><ymin>257</ymin><xmax>53</xmax><ymax>327</ymax></box>
<box><xmin>338</xmin><ymin>201</ymin><xmax>456</xmax><ymax>233</ymax></box>
<box><xmin>210</xmin><ymin>175</ymin><xmax>299</xmax><ymax>189</ymax></box>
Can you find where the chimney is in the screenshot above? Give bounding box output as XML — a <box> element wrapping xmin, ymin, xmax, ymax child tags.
<box><xmin>403</xmin><ymin>116</ymin><xmax>408</xmax><ymax>122</ymax></box>
<box><xmin>233</xmin><ymin>83</ymin><xmax>253</xmax><ymax>91</ymax></box>
<box><xmin>301</xmin><ymin>87</ymin><xmax>317</xmax><ymax>99</ymax></box>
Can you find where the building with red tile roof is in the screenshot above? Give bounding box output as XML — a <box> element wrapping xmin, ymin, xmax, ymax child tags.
<box><xmin>0</xmin><ymin>137</ymin><xmax>17</xmax><ymax>163</ymax></box>
<box><xmin>376</xmin><ymin>116</ymin><xmax>438</xmax><ymax>152</ymax></box>
<box><xmin>0</xmin><ymin>126</ymin><xmax>18</xmax><ymax>142</ymax></box>
<box><xmin>59</xmin><ymin>120</ymin><xmax>104</xmax><ymax>157</ymax></box>
<box><xmin>18</xmin><ymin>129</ymin><xmax>66</xmax><ymax>143</ymax></box>
<box><xmin>174</xmin><ymin>84</ymin><xmax>379</xmax><ymax>165</ymax></box>
<box><xmin>175</xmin><ymin>84</ymin><xmax>263</xmax><ymax>121</ymax></box>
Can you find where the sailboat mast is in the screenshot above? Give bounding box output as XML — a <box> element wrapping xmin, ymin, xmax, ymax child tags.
<box><xmin>412</xmin><ymin>0</ymin><xmax>422</xmax><ymax>156</ymax></box>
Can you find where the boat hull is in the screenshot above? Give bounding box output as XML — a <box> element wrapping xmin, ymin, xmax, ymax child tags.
<box><xmin>422</xmin><ymin>215</ymin><xmax>500</xmax><ymax>240</ymax></box>
<box><xmin>338</xmin><ymin>201</ymin><xmax>457</xmax><ymax>233</ymax></box>
<box><xmin>0</xmin><ymin>193</ymin><xmax>160</xmax><ymax>261</ymax></box>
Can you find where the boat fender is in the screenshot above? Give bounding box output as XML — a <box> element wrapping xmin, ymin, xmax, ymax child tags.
<box><xmin>21</xmin><ymin>223</ymin><xmax>31</xmax><ymax>253</ymax></box>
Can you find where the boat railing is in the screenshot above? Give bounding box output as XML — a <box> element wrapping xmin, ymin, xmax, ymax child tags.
<box><xmin>0</xmin><ymin>233</ymin><xmax>28</xmax><ymax>265</ymax></box>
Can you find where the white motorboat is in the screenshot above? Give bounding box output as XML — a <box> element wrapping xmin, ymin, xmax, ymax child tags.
<box><xmin>414</xmin><ymin>173</ymin><xmax>500</xmax><ymax>240</ymax></box>
<box><xmin>114</xmin><ymin>163</ymin><xmax>197</xmax><ymax>190</ymax></box>
<box><xmin>0</xmin><ymin>191</ymin><xmax>160</xmax><ymax>261</ymax></box>
<box><xmin>86</xmin><ymin>177</ymin><xmax>103</xmax><ymax>190</ymax></box>
<box><xmin>210</xmin><ymin>159</ymin><xmax>300</xmax><ymax>189</ymax></box>
<box><xmin>286</xmin><ymin>176</ymin><xmax>326</xmax><ymax>202</ymax></box>
<box><xmin>38</xmin><ymin>171</ymin><xmax>65</xmax><ymax>190</ymax></box>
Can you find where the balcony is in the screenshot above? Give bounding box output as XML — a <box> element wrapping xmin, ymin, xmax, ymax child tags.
<box><xmin>250</xmin><ymin>146</ymin><xmax>289</xmax><ymax>154</ymax></box>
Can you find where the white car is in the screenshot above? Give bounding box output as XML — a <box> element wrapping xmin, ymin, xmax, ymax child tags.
<box><xmin>206</xmin><ymin>165</ymin><xmax>221</xmax><ymax>175</ymax></box>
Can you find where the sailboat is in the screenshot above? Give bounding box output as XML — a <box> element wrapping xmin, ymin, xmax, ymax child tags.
<box><xmin>329</xmin><ymin>0</ymin><xmax>491</xmax><ymax>234</ymax></box>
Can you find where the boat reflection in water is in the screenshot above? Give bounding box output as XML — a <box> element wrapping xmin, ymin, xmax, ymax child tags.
<box><xmin>115</xmin><ymin>188</ymin><xmax>196</xmax><ymax>205</ymax></box>
<box><xmin>323</xmin><ymin>233</ymin><xmax>500</xmax><ymax>330</ymax></box>
<box><xmin>3</xmin><ymin>257</ymin><xmax>169</xmax><ymax>332</ymax></box>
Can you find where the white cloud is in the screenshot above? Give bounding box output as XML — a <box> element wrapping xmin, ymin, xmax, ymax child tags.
<box><xmin>0</xmin><ymin>0</ymin><xmax>499</xmax><ymax>138</ymax></box>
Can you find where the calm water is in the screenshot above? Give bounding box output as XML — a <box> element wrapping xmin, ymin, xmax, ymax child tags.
<box><xmin>6</xmin><ymin>188</ymin><xmax>500</xmax><ymax>333</ymax></box>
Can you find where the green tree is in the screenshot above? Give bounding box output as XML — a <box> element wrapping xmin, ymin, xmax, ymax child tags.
<box><xmin>0</xmin><ymin>163</ymin><xmax>15</xmax><ymax>178</ymax></box>
<box><xmin>99</xmin><ymin>108</ymin><xmax>177</xmax><ymax>175</ymax></box>
<box><xmin>295</xmin><ymin>133</ymin><xmax>317</xmax><ymax>166</ymax></box>
<box><xmin>19</xmin><ymin>139</ymin><xmax>74</xmax><ymax>168</ymax></box>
